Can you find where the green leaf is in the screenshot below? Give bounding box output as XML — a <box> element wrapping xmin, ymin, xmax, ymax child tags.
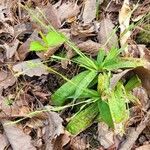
<box><xmin>104</xmin><ymin>60</ymin><xmax>137</xmax><ymax>71</ymax></box>
<box><xmin>103</xmin><ymin>47</ymin><xmax>123</xmax><ymax>64</ymax></box>
<box><xmin>125</xmin><ymin>75</ymin><xmax>141</xmax><ymax>91</ymax></box>
<box><xmin>30</xmin><ymin>41</ymin><xmax>46</xmax><ymax>51</ymax></box>
<box><xmin>69</xmin><ymin>89</ymin><xmax>99</xmax><ymax>99</ymax></box>
<box><xmin>46</xmin><ymin>31</ymin><xmax>65</xmax><ymax>47</ymax></box>
<box><xmin>98</xmin><ymin>100</ymin><xmax>114</xmax><ymax>128</ymax></box>
<box><xmin>66</xmin><ymin>102</ymin><xmax>99</xmax><ymax>135</ymax></box>
<box><xmin>51</xmin><ymin>70</ymin><xmax>90</xmax><ymax>106</ymax></box>
<box><xmin>97</xmin><ymin>49</ymin><xmax>106</xmax><ymax>64</ymax></box>
<box><xmin>74</xmin><ymin>56</ymin><xmax>98</xmax><ymax>70</ymax></box>
<box><xmin>74</xmin><ymin>71</ymin><xmax>98</xmax><ymax>99</ymax></box>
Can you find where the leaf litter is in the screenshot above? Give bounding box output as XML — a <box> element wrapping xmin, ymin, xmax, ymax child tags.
<box><xmin>0</xmin><ymin>0</ymin><xmax>150</xmax><ymax>149</ymax></box>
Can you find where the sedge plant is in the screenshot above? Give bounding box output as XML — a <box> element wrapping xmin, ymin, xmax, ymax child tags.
<box><xmin>24</xmin><ymin>5</ymin><xmax>146</xmax><ymax>135</ymax></box>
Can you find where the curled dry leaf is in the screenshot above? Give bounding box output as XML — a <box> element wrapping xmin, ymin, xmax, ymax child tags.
<box><xmin>0</xmin><ymin>70</ymin><xmax>16</xmax><ymax>93</ymax></box>
<box><xmin>82</xmin><ymin>0</ymin><xmax>97</xmax><ymax>25</ymax></box>
<box><xmin>42</xmin><ymin>111</ymin><xmax>64</xmax><ymax>150</ymax></box>
<box><xmin>97</xmin><ymin>17</ymin><xmax>119</xmax><ymax>51</ymax></box>
<box><xmin>110</xmin><ymin>69</ymin><xmax>131</xmax><ymax>89</ymax></box>
<box><xmin>136</xmin><ymin>144</ymin><xmax>150</xmax><ymax>150</ymax></box>
<box><xmin>0</xmin><ymin>133</ymin><xmax>9</xmax><ymax>150</ymax></box>
<box><xmin>12</xmin><ymin>59</ymin><xmax>48</xmax><ymax>77</ymax></box>
<box><xmin>17</xmin><ymin>30</ymin><xmax>41</xmax><ymax>60</ymax></box>
<box><xmin>1</xmin><ymin>120</ymin><xmax>36</xmax><ymax>150</ymax></box>
<box><xmin>56</xmin><ymin>1</ymin><xmax>80</xmax><ymax>23</ymax></box>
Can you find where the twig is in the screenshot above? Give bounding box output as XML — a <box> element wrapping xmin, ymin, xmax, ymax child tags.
<box><xmin>119</xmin><ymin>110</ymin><xmax>150</xmax><ymax>150</ymax></box>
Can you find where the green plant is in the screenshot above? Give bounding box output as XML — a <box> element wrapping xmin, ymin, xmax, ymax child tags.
<box><xmin>51</xmin><ymin>47</ymin><xmax>143</xmax><ymax>135</ymax></box>
<box><xmin>25</xmin><ymin>5</ymin><xmax>145</xmax><ymax>135</ymax></box>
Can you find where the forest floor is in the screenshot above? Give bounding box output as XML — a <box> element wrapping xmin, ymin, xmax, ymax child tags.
<box><xmin>0</xmin><ymin>0</ymin><xmax>150</xmax><ymax>150</ymax></box>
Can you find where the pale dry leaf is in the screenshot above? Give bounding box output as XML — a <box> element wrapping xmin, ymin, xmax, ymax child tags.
<box><xmin>56</xmin><ymin>1</ymin><xmax>80</xmax><ymax>22</ymax></box>
<box><xmin>12</xmin><ymin>59</ymin><xmax>48</xmax><ymax>77</ymax></box>
<box><xmin>1</xmin><ymin>120</ymin><xmax>36</xmax><ymax>150</ymax></box>
<box><xmin>119</xmin><ymin>0</ymin><xmax>131</xmax><ymax>51</ymax></box>
<box><xmin>0</xmin><ymin>133</ymin><xmax>10</xmax><ymax>150</ymax></box>
<box><xmin>136</xmin><ymin>144</ymin><xmax>150</xmax><ymax>150</ymax></box>
<box><xmin>97</xmin><ymin>18</ymin><xmax>119</xmax><ymax>50</ymax></box>
<box><xmin>98</xmin><ymin>122</ymin><xmax>114</xmax><ymax>149</ymax></box>
<box><xmin>82</xmin><ymin>0</ymin><xmax>97</xmax><ymax>25</ymax></box>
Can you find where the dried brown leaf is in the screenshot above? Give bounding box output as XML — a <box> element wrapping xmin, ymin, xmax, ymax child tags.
<box><xmin>82</xmin><ymin>0</ymin><xmax>97</xmax><ymax>25</ymax></box>
<box><xmin>97</xmin><ymin>18</ymin><xmax>119</xmax><ymax>50</ymax></box>
<box><xmin>78</xmin><ymin>40</ymin><xmax>102</xmax><ymax>56</ymax></box>
<box><xmin>0</xmin><ymin>70</ymin><xmax>16</xmax><ymax>92</ymax></box>
<box><xmin>12</xmin><ymin>59</ymin><xmax>48</xmax><ymax>77</ymax></box>
<box><xmin>1</xmin><ymin>120</ymin><xmax>36</xmax><ymax>150</ymax></box>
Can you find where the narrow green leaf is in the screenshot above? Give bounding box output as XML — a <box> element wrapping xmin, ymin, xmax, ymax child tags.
<box><xmin>30</xmin><ymin>41</ymin><xmax>46</xmax><ymax>51</ymax></box>
<box><xmin>66</xmin><ymin>102</ymin><xmax>99</xmax><ymax>135</ymax></box>
<box><xmin>46</xmin><ymin>31</ymin><xmax>65</xmax><ymax>47</ymax></box>
<box><xmin>74</xmin><ymin>56</ymin><xmax>98</xmax><ymax>70</ymax></box>
<box><xmin>125</xmin><ymin>75</ymin><xmax>141</xmax><ymax>91</ymax></box>
<box><xmin>74</xmin><ymin>71</ymin><xmax>98</xmax><ymax>99</ymax></box>
<box><xmin>97</xmin><ymin>49</ymin><xmax>106</xmax><ymax>64</ymax></box>
<box><xmin>51</xmin><ymin>70</ymin><xmax>90</xmax><ymax>106</ymax></box>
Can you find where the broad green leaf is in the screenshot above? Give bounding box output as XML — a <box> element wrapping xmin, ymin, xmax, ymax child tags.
<box><xmin>74</xmin><ymin>71</ymin><xmax>98</xmax><ymax>99</ymax></box>
<box><xmin>69</xmin><ymin>89</ymin><xmax>99</xmax><ymax>99</ymax></box>
<box><xmin>104</xmin><ymin>60</ymin><xmax>138</xmax><ymax>71</ymax></box>
<box><xmin>108</xmin><ymin>83</ymin><xmax>129</xmax><ymax>123</ymax></box>
<box><xmin>51</xmin><ymin>70</ymin><xmax>90</xmax><ymax>106</ymax></box>
<box><xmin>97</xmin><ymin>49</ymin><xmax>106</xmax><ymax>64</ymax></box>
<box><xmin>98</xmin><ymin>100</ymin><xmax>114</xmax><ymax>128</ymax></box>
<box><xmin>46</xmin><ymin>31</ymin><xmax>65</xmax><ymax>47</ymax></box>
<box><xmin>125</xmin><ymin>75</ymin><xmax>141</xmax><ymax>91</ymax></box>
<box><xmin>66</xmin><ymin>102</ymin><xmax>99</xmax><ymax>135</ymax></box>
<box><xmin>30</xmin><ymin>41</ymin><xmax>46</xmax><ymax>51</ymax></box>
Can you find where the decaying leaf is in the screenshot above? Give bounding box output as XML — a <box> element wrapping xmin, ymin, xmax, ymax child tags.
<box><xmin>1</xmin><ymin>120</ymin><xmax>36</xmax><ymax>150</ymax></box>
<box><xmin>97</xmin><ymin>17</ymin><xmax>119</xmax><ymax>51</ymax></box>
<box><xmin>98</xmin><ymin>122</ymin><xmax>114</xmax><ymax>149</ymax></box>
<box><xmin>12</xmin><ymin>59</ymin><xmax>48</xmax><ymax>77</ymax></box>
<box><xmin>17</xmin><ymin>30</ymin><xmax>42</xmax><ymax>60</ymax></box>
<box><xmin>82</xmin><ymin>0</ymin><xmax>97</xmax><ymax>25</ymax></box>
<box><xmin>0</xmin><ymin>133</ymin><xmax>9</xmax><ymax>150</ymax></box>
<box><xmin>136</xmin><ymin>144</ymin><xmax>150</xmax><ymax>150</ymax></box>
<box><xmin>0</xmin><ymin>70</ymin><xmax>16</xmax><ymax>92</ymax></box>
